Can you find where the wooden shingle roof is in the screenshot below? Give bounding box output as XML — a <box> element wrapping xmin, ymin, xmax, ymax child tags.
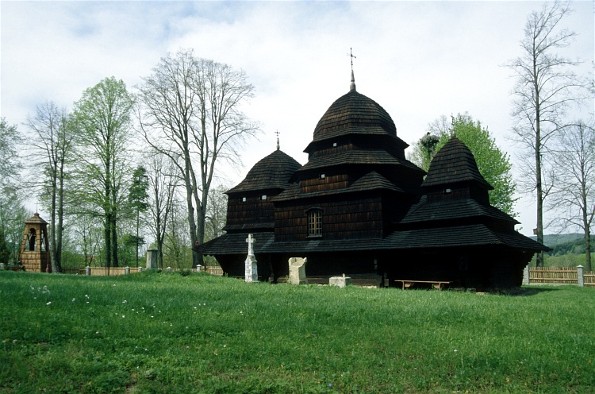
<box><xmin>199</xmin><ymin>224</ymin><xmax>547</xmax><ymax>256</ymax></box>
<box><xmin>299</xmin><ymin>149</ymin><xmax>421</xmax><ymax>172</ymax></box>
<box><xmin>312</xmin><ymin>90</ymin><xmax>396</xmax><ymax>144</ymax></box>
<box><xmin>386</xmin><ymin>224</ymin><xmax>548</xmax><ymax>251</ymax></box>
<box><xmin>423</xmin><ymin>137</ymin><xmax>492</xmax><ymax>190</ymax></box>
<box><xmin>273</xmin><ymin>171</ymin><xmax>404</xmax><ymax>202</ymax></box>
<box><xmin>226</xmin><ymin>149</ymin><xmax>301</xmax><ymax>194</ymax></box>
<box><xmin>401</xmin><ymin>196</ymin><xmax>518</xmax><ymax>225</ymax></box>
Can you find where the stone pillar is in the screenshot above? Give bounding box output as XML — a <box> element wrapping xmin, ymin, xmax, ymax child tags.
<box><xmin>244</xmin><ymin>234</ymin><xmax>258</xmax><ymax>282</ymax></box>
<box><xmin>522</xmin><ymin>265</ymin><xmax>530</xmax><ymax>286</ymax></box>
<box><xmin>125</xmin><ymin>266</ymin><xmax>130</xmax><ymax>275</ymax></box>
<box><xmin>577</xmin><ymin>265</ymin><xmax>584</xmax><ymax>287</ymax></box>
<box><xmin>146</xmin><ymin>249</ymin><xmax>158</xmax><ymax>269</ymax></box>
<box><xmin>0</xmin><ymin>263</ymin><xmax>5</xmax><ymax>271</ymax></box>
<box><xmin>288</xmin><ymin>257</ymin><xmax>307</xmax><ymax>285</ymax></box>
<box><xmin>85</xmin><ymin>266</ymin><xmax>91</xmax><ymax>276</ymax></box>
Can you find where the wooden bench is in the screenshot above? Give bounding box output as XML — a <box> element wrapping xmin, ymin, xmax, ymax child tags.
<box><xmin>395</xmin><ymin>279</ymin><xmax>452</xmax><ymax>290</ymax></box>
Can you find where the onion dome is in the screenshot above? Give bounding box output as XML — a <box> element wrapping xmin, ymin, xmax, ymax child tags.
<box><xmin>226</xmin><ymin>149</ymin><xmax>301</xmax><ymax>194</ymax></box>
<box><xmin>311</xmin><ymin>90</ymin><xmax>397</xmax><ymax>144</ymax></box>
<box><xmin>422</xmin><ymin>137</ymin><xmax>492</xmax><ymax>190</ymax></box>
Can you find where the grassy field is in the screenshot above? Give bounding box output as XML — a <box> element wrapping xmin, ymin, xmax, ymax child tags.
<box><xmin>1</xmin><ymin>271</ymin><xmax>593</xmax><ymax>393</ymax></box>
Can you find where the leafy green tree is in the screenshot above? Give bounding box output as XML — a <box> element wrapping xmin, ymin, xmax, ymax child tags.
<box><xmin>27</xmin><ymin>102</ymin><xmax>75</xmax><ymax>272</ymax></box>
<box><xmin>0</xmin><ymin>118</ymin><xmax>27</xmax><ymax>264</ymax></box>
<box><xmin>128</xmin><ymin>166</ymin><xmax>149</xmax><ymax>267</ymax></box>
<box><xmin>71</xmin><ymin>77</ymin><xmax>135</xmax><ymax>268</ymax></box>
<box><xmin>411</xmin><ymin>114</ymin><xmax>517</xmax><ymax>216</ymax></box>
<box><xmin>0</xmin><ymin>117</ymin><xmax>21</xmax><ymax>186</ymax></box>
<box><xmin>0</xmin><ymin>227</ymin><xmax>10</xmax><ymax>264</ymax></box>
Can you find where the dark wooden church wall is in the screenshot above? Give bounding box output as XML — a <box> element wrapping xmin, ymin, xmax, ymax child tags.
<box><xmin>226</xmin><ymin>195</ymin><xmax>275</xmax><ymax>227</ymax></box>
<box><xmin>300</xmin><ymin>174</ymin><xmax>350</xmax><ymax>193</ymax></box>
<box><xmin>274</xmin><ymin>195</ymin><xmax>384</xmax><ymax>241</ymax></box>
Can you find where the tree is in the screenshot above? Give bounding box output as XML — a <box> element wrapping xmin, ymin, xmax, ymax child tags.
<box><xmin>550</xmin><ymin>121</ymin><xmax>594</xmax><ymax>271</ymax></box>
<box><xmin>507</xmin><ymin>1</ymin><xmax>585</xmax><ymax>266</ymax></box>
<box><xmin>71</xmin><ymin>77</ymin><xmax>135</xmax><ymax>268</ymax></box>
<box><xmin>128</xmin><ymin>166</ymin><xmax>149</xmax><ymax>267</ymax></box>
<box><xmin>146</xmin><ymin>151</ymin><xmax>178</xmax><ymax>269</ymax></box>
<box><xmin>0</xmin><ymin>117</ymin><xmax>21</xmax><ymax>186</ymax></box>
<box><xmin>205</xmin><ymin>184</ymin><xmax>228</xmax><ymax>242</ymax></box>
<box><xmin>27</xmin><ymin>102</ymin><xmax>75</xmax><ymax>273</ymax></box>
<box><xmin>137</xmin><ymin>50</ymin><xmax>258</xmax><ymax>267</ymax></box>
<box><xmin>0</xmin><ymin>118</ymin><xmax>27</xmax><ymax>265</ymax></box>
<box><xmin>410</xmin><ymin>114</ymin><xmax>517</xmax><ymax>216</ymax></box>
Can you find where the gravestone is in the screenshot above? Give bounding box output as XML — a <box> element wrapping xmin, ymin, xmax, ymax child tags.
<box><xmin>146</xmin><ymin>248</ymin><xmax>158</xmax><ymax>269</ymax></box>
<box><xmin>288</xmin><ymin>257</ymin><xmax>307</xmax><ymax>285</ymax></box>
<box><xmin>329</xmin><ymin>274</ymin><xmax>351</xmax><ymax>288</ymax></box>
<box><xmin>244</xmin><ymin>233</ymin><xmax>258</xmax><ymax>282</ymax></box>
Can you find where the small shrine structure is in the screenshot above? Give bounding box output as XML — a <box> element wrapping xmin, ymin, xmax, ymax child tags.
<box><xmin>19</xmin><ymin>213</ymin><xmax>51</xmax><ymax>272</ymax></box>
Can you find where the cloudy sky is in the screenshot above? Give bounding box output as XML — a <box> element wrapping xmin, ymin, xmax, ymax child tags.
<box><xmin>1</xmin><ymin>1</ymin><xmax>593</xmax><ymax>236</ymax></box>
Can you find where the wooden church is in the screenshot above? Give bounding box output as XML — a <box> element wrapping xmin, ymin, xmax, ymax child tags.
<box><xmin>198</xmin><ymin>72</ymin><xmax>547</xmax><ymax>288</ymax></box>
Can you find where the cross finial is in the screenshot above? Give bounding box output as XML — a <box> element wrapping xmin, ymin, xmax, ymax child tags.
<box><xmin>348</xmin><ymin>47</ymin><xmax>356</xmax><ymax>92</ymax></box>
<box><xmin>349</xmin><ymin>47</ymin><xmax>356</xmax><ymax>71</ymax></box>
<box><xmin>275</xmin><ymin>130</ymin><xmax>280</xmax><ymax>150</ymax></box>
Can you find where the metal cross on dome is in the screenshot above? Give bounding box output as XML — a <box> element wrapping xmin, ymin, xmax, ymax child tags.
<box><xmin>349</xmin><ymin>47</ymin><xmax>356</xmax><ymax>72</ymax></box>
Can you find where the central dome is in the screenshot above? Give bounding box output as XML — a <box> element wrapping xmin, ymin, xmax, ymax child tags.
<box><xmin>312</xmin><ymin>90</ymin><xmax>397</xmax><ymax>143</ymax></box>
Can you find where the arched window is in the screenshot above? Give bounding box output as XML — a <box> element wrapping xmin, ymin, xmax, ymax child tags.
<box><xmin>307</xmin><ymin>209</ymin><xmax>322</xmax><ymax>237</ymax></box>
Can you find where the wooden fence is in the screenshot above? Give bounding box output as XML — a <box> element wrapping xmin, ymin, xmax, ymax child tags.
<box><xmin>525</xmin><ymin>266</ymin><xmax>594</xmax><ymax>287</ymax></box>
<box><xmin>62</xmin><ymin>265</ymin><xmax>225</xmax><ymax>276</ymax></box>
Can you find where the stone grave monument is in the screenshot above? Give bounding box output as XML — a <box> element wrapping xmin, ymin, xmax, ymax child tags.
<box><xmin>288</xmin><ymin>257</ymin><xmax>307</xmax><ymax>285</ymax></box>
<box><xmin>244</xmin><ymin>233</ymin><xmax>258</xmax><ymax>282</ymax></box>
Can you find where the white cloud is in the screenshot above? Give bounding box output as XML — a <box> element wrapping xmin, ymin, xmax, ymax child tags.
<box><xmin>1</xmin><ymin>0</ymin><xmax>593</xmax><ymax>235</ymax></box>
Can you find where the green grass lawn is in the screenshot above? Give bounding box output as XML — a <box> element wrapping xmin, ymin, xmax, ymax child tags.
<box><xmin>1</xmin><ymin>271</ymin><xmax>593</xmax><ymax>393</ymax></box>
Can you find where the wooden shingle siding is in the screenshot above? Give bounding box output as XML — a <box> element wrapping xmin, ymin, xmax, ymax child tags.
<box><xmin>274</xmin><ymin>196</ymin><xmax>383</xmax><ymax>241</ymax></box>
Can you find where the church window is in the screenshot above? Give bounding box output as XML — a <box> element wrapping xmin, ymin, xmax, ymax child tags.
<box><xmin>307</xmin><ymin>209</ymin><xmax>322</xmax><ymax>237</ymax></box>
<box><xmin>320</xmin><ymin>174</ymin><xmax>326</xmax><ymax>179</ymax></box>
<box><xmin>242</xmin><ymin>197</ymin><xmax>247</xmax><ymax>202</ymax></box>
<box><xmin>261</xmin><ymin>194</ymin><xmax>267</xmax><ymax>200</ymax></box>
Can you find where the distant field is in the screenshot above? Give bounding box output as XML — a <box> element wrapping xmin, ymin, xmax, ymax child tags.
<box><xmin>543</xmin><ymin>253</ymin><xmax>594</xmax><ymax>268</ymax></box>
<box><xmin>1</xmin><ymin>271</ymin><xmax>593</xmax><ymax>393</ymax></box>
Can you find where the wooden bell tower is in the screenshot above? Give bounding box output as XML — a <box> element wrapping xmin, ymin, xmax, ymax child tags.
<box><xmin>19</xmin><ymin>213</ymin><xmax>51</xmax><ymax>272</ymax></box>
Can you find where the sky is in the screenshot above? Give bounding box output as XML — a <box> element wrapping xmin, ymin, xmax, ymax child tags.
<box><xmin>1</xmin><ymin>0</ymin><xmax>593</xmax><ymax>237</ymax></box>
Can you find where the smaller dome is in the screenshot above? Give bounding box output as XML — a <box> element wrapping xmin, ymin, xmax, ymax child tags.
<box><xmin>312</xmin><ymin>90</ymin><xmax>397</xmax><ymax>143</ymax></box>
<box><xmin>423</xmin><ymin>137</ymin><xmax>492</xmax><ymax>190</ymax></box>
<box><xmin>226</xmin><ymin>150</ymin><xmax>301</xmax><ymax>194</ymax></box>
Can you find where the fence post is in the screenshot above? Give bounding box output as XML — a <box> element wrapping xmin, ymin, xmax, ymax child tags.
<box><xmin>523</xmin><ymin>265</ymin><xmax>530</xmax><ymax>285</ymax></box>
<box><xmin>577</xmin><ymin>265</ymin><xmax>584</xmax><ymax>287</ymax></box>
<box><xmin>85</xmin><ymin>266</ymin><xmax>91</xmax><ymax>276</ymax></box>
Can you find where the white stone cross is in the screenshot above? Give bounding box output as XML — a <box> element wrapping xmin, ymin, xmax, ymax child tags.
<box><xmin>246</xmin><ymin>234</ymin><xmax>256</xmax><ymax>256</ymax></box>
<box><xmin>245</xmin><ymin>233</ymin><xmax>258</xmax><ymax>282</ymax></box>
